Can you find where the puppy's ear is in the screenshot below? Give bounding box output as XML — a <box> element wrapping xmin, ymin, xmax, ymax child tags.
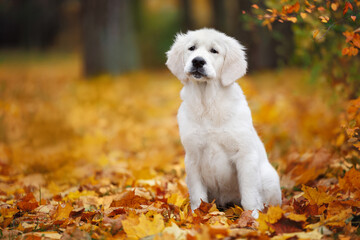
<box><xmin>166</xmin><ymin>33</ymin><xmax>188</xmax><ymax>84</ymax></box>
<box><xmin>221</xmin><ymin>37</ymin><xmax>247</xmax><ymax>87</ymax></box>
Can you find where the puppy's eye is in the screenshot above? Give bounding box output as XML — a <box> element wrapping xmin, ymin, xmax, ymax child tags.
<box><xmin>210</xmin><ymin>48</ymin><xmax>218</xmax><ymax>54</ymax></box>
<box><xmin>188</xmin><ymin>46</ymin><xmax>196</xmax><ymax>51</ymax></box>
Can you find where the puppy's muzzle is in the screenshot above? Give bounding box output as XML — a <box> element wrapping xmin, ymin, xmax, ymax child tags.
<box><xmin>190</xmin><ymin>57</ymin><xmax>207</xmax><ymax>79</ymax></box>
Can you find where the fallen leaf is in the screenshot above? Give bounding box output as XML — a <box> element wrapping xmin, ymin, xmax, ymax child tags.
<box><xmin>122</xmin><ymin>213</ymin><xmax>165</xmax><ymax>240</ymax></box>
<box><xmin>17</xmin><ymin>192</ymin><xmax>39</xmax><ymax>211</ymax></box>
<box><xmin>302</xmin><ymin>185</ymin><xmax>335</xmax><ymax>205</ymax></box>
<box><xmin>53</xmin><ymin>203</ymin><xmax>74</xmax><ymax>221</ymax></box>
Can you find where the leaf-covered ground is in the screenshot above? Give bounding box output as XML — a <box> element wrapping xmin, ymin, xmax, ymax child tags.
<box><xmin>0</xmin><ymin>54</ymin><xmax>360</xmax><ymax>239</ymax></box>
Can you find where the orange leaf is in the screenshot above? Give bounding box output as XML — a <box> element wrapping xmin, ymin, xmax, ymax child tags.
<box><xmin>352</xmin><ymin>33</ymin><xmax>360</xmax><ymax>48</ymax></box>
<box><xmin>343</xmin><ymin>1</ymin><xmax>353</xmax><ymax>15</ymax></box>
<box><xmin>342</xmin><ymin>47</ymin><xmax>350</xmax><ymax>56</ymax></box>
<box><xmin>300</xmin><ymin>12</ymin><xmax>307</xmax><ymax>19</ymax></box>
<box><xmin>283</xmin><ymin>2</ymin><xmax>300</xmax><ymax>14</ymax></box>
<box><xmin>53</xmin><ymin>203</ymin><xmax>74</xmax><ymax>221</ymax></box>
<box><xmin>287</xmin><ymin>17</ymin><xmax>298</xmax><ymax>23</ymax></box>
<box><xmin>301</xmin><ymin>185</ymin><xmax>335</xmax><ymax>205</ymax></box>
<box><xmin>339</xmin><ymin>168</ymin><xmax>360</xmax><ymax>192</ymax></box>
<box><xmin>313</xmin><ymin>29</ymin><xmax>320</xmax><ymax>39</ymax></box>
<box><xmin>258</xmin><ymin>206</ymin><xmax>284</xmax><ymax>232</ymax></box>
<box><xmin>110</xmin><ymin>190</ymin><xmax>149</xmax><ymax>209</ymax></box>
<box><xmin>351</xmin><ymin>16</ymin><xmax>357</xmax><ymax>21</ymax></box>
<box><xmin>17</xmin><ymin>192</ymin><xmax>39</xmax><ymax>211</ymax></box>
<box><xmin>331</xmin><ymin>3</ymin><xmax>339</xmax><ymax>11</ymax></box>
<box><xmin>319</xmin><ymin>16</ymin><xmax>329</xmax><ymax>23</ymax></box>
<box><xmin>348</xmin><ymin>46</ymin><xmax>359</xmax><ymax>56</ymax></box>
<box><xmin>252</xmin><ymin>4</ymin><xmax>259</xmax><ymax>9</ymax></box>
<box><xmin>343</xmin><ymin>31</ymin><xmax>354</xmax><ymax>42</ymax></box>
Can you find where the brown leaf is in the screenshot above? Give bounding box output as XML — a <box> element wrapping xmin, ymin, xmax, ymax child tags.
<box><xmin>17</xmin><ymin>192</ymin><xmax>39</xmax><ymax>211</ymax></box>
<box><xmin>269</xmin><ymin>217</ymin><xmax>304</xmax><ymax>234</ymax></box>
<box><xmin>339</xmin><ymin>168</ymin><xmax>360</xmax><ymax>193</ymax></box>
<box><xmin>110</xmin><ymin>190</ymin><xmax>149</xmax><ymax>209</ymax></box>
<box><xmin>234</xmin><ymin>210</ymin><xmax>258</xmax><ymax>228</ymax></box>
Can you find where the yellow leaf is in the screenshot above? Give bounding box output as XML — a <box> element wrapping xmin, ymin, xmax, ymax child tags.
<box><xmin>286</xmin><ymin>213</ymin><xmax>307</xmax><ymax>222</ymax></box>
<box><xmin>162</xmin><ymin>222</ymin><xmax>187</xmax><ymax>240</ymax></box>
<box><xmin>0</xmin><ymin>207</ymin><xmax>18</xmax><ymax>218</ymax></box>
<box><xmin>257</xmin><ymin>206</ymin><xmax>284</xmax><ymax>232</ymax></box>
<box><xmin>287</xmin><ymin>17</ymin><xmax>297</xmax><ymax>23</ymax></box>
<box><xmin>53</xmin><ymin>203</ymin><xmax>74</xmax><ymax>221</ymax></box>
<box><xmin>313</xmin><ymin>29</ymin><xmax>320</xmax><ymax>39</ymax></box>
<box><xmin>122</xmin><ymin>213</ymin><xmax>165</xmax><ymax>240</ymax></box>
<box><xmin>331</xmin><ymin>3</ymin><xmax>338</xmax><ymax>11</ymax></box>
<box><xmin>167</xmin><ymin>193</ymin><xmax>186</xmax><ymax>207</ymax></box>
<box><xmin>300</xmin><ymin>12</ymin><xmax>307</xmax><ymax>19</ymax></box>
<box><xmin>301</xmin><ymin>185</ymin><xmax>335</xmax><ymax>205</ymax></box>
<box><xmin>64</xmin><ymin>190</ymin><xmax>97</xmax><ymax>201</ymax></box>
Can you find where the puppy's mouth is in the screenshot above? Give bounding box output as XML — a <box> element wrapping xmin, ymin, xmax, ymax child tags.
<box><xmin>189</xmin><ymin>68</ymin><xmax>207</xmax><ymax>79</ymax></box>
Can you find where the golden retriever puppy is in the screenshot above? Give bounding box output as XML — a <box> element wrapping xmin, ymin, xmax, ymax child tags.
<box><xmin>166</xmin><ymin>28</ymin><xmax>281</xmax><ymax>218</ymax></box>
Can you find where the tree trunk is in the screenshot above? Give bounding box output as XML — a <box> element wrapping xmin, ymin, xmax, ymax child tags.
<box><xmin>180</xmin><ymin>0</ymin><xmax>194</xmax><ymax>31</ymax></box>
<box><xmin>210</xmin><ymin>0</ymin><xmax>226</xmax><ymax>32</ymax></box>
<box><xmin>81</xmin><ymin>0</ymin><xmax>139</xmax><ymax>77</ymax></box>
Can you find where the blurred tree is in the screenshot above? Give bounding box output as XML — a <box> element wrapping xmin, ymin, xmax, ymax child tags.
<box><xmin>0</xmin><ymin>0</ymin><xmax>61</xmax><ymax>49</ymax></box>
<box><xmin>180</xmin><ymin>0</ymin><xmax>195</xmax><ymax>31</ymax></box>
<box><xmin>81</xmin><ymin>0</ymin><xmax>139</xmax><ymax>77</ymax></box>
<box><xmin>211</xmin><ymin>0</ymin><xmax>226</xmax><ymax>31</ymax></box>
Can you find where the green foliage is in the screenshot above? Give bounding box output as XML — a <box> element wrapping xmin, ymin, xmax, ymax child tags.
<box><xmin>250</xmin><ymin>0</ymin><xmax>360</xmax><ymax>98</ymax></box>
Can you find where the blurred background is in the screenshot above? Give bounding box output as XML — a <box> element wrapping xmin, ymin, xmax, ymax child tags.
<box><xmin>0</xmin><ymin>0</ymin><xmax>296</xmax><ymax>74</ymax></box>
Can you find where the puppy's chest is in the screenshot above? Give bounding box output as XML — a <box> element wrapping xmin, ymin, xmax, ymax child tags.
<box><xmin>188</xmin><ymin>100</ymin><xmax>232</xmax><ymax>125</ymax></box>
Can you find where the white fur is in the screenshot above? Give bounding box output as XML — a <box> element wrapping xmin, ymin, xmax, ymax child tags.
<box><xmin>166</xmin><ymin>28</ymin><xmax>281</xmax><ymax>218</ymax></box>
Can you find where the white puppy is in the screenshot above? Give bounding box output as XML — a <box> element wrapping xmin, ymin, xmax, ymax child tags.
<box><xmin>166</xmin><ymin>28</ymin><xmax>281</xmax><ymax>218</ymax></box>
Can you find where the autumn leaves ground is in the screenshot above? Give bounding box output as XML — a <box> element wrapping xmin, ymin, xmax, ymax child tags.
<box><xmin>1</xmin><ymin>54</ymin><xmax>360</xmax><ymax>239</ymax></box>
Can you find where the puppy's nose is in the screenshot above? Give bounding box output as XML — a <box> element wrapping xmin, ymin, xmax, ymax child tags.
<box><xmin>192</xmin><ymin>57</ymin><xmax>206</xmax><ymax>68</ymax></box>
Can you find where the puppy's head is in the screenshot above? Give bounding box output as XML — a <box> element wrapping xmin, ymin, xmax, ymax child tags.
<box><xmin>166</xmin><ymin>28</ymin><xmax>247</xmax><ymax>86</ymax></box>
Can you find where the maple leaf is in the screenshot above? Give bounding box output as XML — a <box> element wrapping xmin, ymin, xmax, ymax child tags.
<box><xmin>343</xmin><ymin>1</ymin><xmax>353</xmax><ymax>15</ymax></box>
<box><xmin>122</xmin><ymin>213</ymin><xmax>165</xmax><ymax>240</ymax></box>
<box><xmin>167</xmin><ymin>193</ymin><xmax>187</xmax><ymax>207</ymax></box>
<box><xmin>110</xmin><ymin>190</ymin><xmax>149</xmax><ymax>209</ymax></box>
<box><xmin>53</xmin><ymin>203</ymin><xmax>74</xmax><ymax>221</ymax></box>
<box><xmin>257</xmin><ymin>206</ymin><xmax>284</xmax><ymax>232</ymax></box>
<box><xmin>194</xmin><ymin>199</ymin><xmax>218</xmax><ymax>216</ymax></box>
<box><xmin>352</xmin><ymin>33</ymin><xmax>360</xmax><ymax>48</ymax></box>
<box><xmin>301</xmin><ymin>185</ymin><xmax>335</xmax><ymax>206</ymax></box>
<box><xmin>339</xmin><ymin>168</ymin><xmax>360</xmax><ymax>193</ymax></box>
<box><xmin>282</xmin><ymin>2</ymin><xmax>300</xmax><ymax>14</ymax></box>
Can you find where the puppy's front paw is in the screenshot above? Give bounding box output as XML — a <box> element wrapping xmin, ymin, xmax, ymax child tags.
<box><xmin>251</xmin><ymin>209</ymin><xmax>259</xmax><ymax>219</ymax></box>
<box><xmin>190</xmin><ymin>200</ymin><xmax>201</xmax><ymax>211</ymax></box>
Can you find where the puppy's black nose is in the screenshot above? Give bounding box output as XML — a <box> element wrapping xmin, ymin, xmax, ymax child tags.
<box><xmin>192</xmin><ymin>57</ymin><xmax>206</xmax><ymax>68</ymax></box>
